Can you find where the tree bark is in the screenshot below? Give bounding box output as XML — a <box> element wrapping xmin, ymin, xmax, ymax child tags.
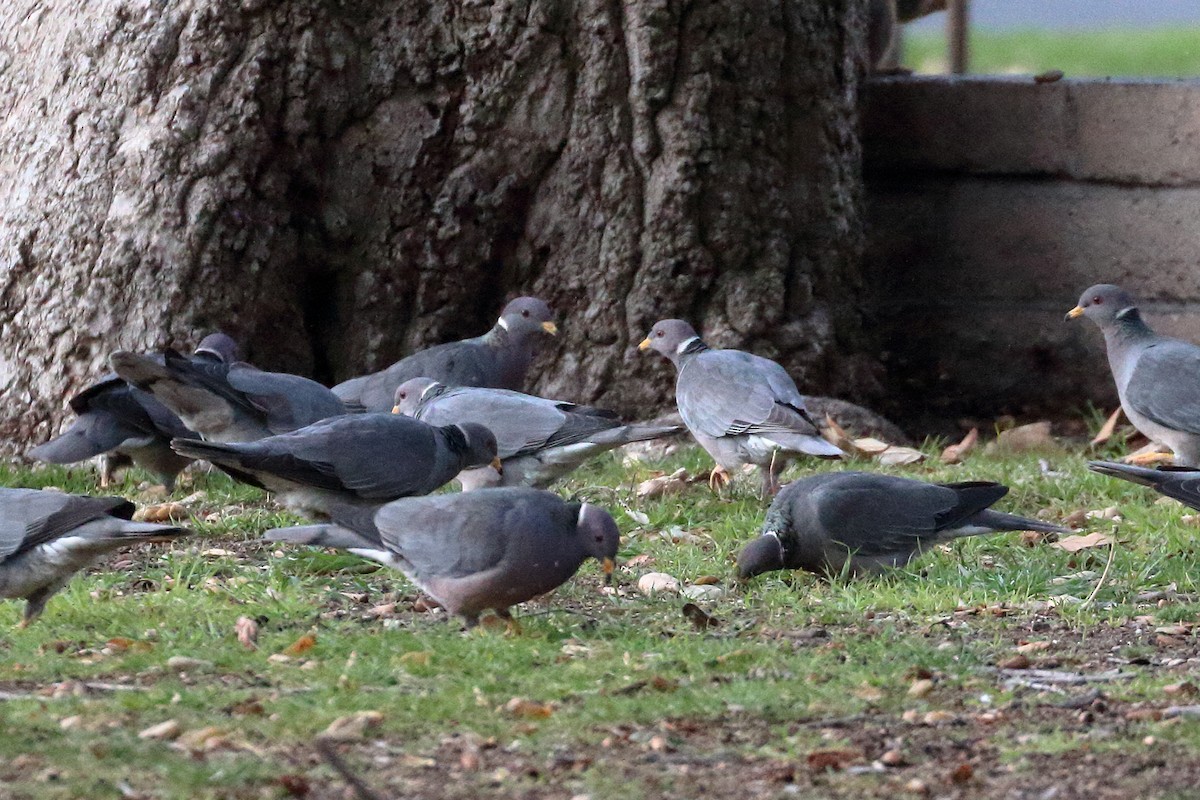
<box><xmin>0</xmin><ymin>0</ymin><xmax>877</xmax><ymax>452</ymax></box>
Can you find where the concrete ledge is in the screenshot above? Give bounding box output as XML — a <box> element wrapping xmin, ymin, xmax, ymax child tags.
<box><xmin>865</xmin><ymin>76</ymin><xmax>1200</xmax><ymax>185</ymax></box>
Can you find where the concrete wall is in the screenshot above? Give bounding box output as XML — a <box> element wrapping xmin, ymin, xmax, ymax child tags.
<box><xmin>863</xmin><ymin>76</ymin><xmax>1200</xmax><ymax>430</ymax></box>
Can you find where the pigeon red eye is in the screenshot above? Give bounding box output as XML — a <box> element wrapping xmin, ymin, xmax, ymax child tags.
<box><xmin>1093</xmin><ymin>296</ymin><xmax>1103</xmax><ymax>304</ymax></box>
<box><xmin>656</xmin><ymin>330</ymin><xmax>664</xmax><ymax>337</ymax></box>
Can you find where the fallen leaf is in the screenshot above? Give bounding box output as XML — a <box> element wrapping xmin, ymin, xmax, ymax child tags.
<box><xmin>138</xmin><ymin>720</ymin><xmax>181</xmax><ymax>741</ymax></box>
<box><xmin>1034</xmin><ymin>69</ymin><xmax>1064</xmax><ymax>84</ymax></box>
<box><xmin>1086</xmin><ymin>506</ymin><xmax>1122</xmax><ymax>521</ymax></box>
<box><xmin>881</xmin><ymin>749</ymin><xmax>905</xmax><ymax>766</ymax></box>
<box><xmin>1016</xmin><ymin>641</ymin><xmax>1051</xmax><ymax>655</ymax></box>
<box><xmin>166</xmin><ymin>656</ymin><xmax>212</xmax><ymax>672</ymax></box>
<box><xmin>133</xmin><ymin>503</ymin><xmax>188</xmax><ymax>523</ymax></box>
<box><xmin>399</xmin><ymin>651</ymin><xmax>432</xmax><ymax>667</ymax></box>
<box><xmin>693</xmin><ymin>575</ymin><xmax>721</xmax><ymax>586</ymax></box>
<box><xmin>989</xmin><ymin>421</ymin><xmax>1059</xmax><ymax>454</ymax></box>
<box><xmin>636</xmin><ymin>469</ymin><xmax>691</xmax><ymax>498</ymax></box>
<box><xmin>851</xmin><ymin>437</ymin><xmax>890</xmax><ymax>455</ymax></box>
<box><xmin>680</xmin><ymin>585</ymin><xmax>723</xmax><ymax>601</ymax></box>
<box><xmin>637</xmin><ymin>572</ymin><xmax>680</xmax><ymax>595</ymax></box>
<box><xmin>235</xmin><ymin>617</ymin><xmax>258</xmax><ymax>650</ymax></box>
<box><xmin>806</xmin><ymin>748</ymin><xmax>863</xmax><ymax>771</ymax></box>
<box><xmin>1052</xmin><ymin>532</ymin><xmax>1115</xmax><ymax>553</ymax></box>
<box><xmin>282</xmin><ymin>634</ymin><xmax>317</xmax><ymax>657</ymax></box>
<box><xmin>998</xmin><ymin>654</ymin><xmax>1031</xmax><ymax>670</ymax></box>
<box><xmin>941</xmin><ymin>428</ymin><xmax>978</xmax><ymax>464</ymax></box>
<box><xmin>174</xmin><ymin>725</ymin><xmax>224</xmax><ymax>751</ymax></box>
<box><xmin>922</xmin><ymin>710</ymin><xmax>956</xmax><ymax>725</ymax></box>
<box><xmin>1063</xmin><ymin>509</ymin><xmax>1088</xmax><ymax>528</ymax></box>
<box><xmin>277</xmin><ymin>774</ymin><xmax>310</xmax><ymax>797</ymax></box>
<box><xmin>950</xmin><ymin>762</ymin><xmax>974</xmax><ymax>783</ymax></box>
<box><xmin>625</xmin><ymin>509</ymin><xmax>651</xmax><ymax>526</ymax></box>
<box><xmin>822</xmin><ymin>415</ymin><xmax>854</xmax><ymax>450</ymax></box>
<box><xmin>1091</xmin><ymin>407</ymin><xmax>1124</xmax><ymax>445</ymax></box>
<box><xmin>1164</xmin><ymin>682</ymin><xmax>1198</xmax><ymax>697</ymax></box>
<box><xmin>907</xmin><ymin>678</ymin><xmax>935</xmax><ymax>698</ymax></box>
<box><xmin>502</xmin><ymin>698</ymin><xmax>554</xmax><ymax>719</ymax></box>
<box><xmin>855</xmin><ymin>684</ymin><xmax>884</xmax><ymax>702</ymax></box>
<box><xmin>318</xmin><ymin>711</ymin><xmax>383</xmax><ymax>740</ymax></box>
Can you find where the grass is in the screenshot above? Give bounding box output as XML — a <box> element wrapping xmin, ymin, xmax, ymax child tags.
<box><xmin>903</xmin><ymin>26</ymin><xmax>1200</xmax><ymax>77</ymax></box>
<box><xmin>4</xmin><ymin>433</ymin><xmax>1200</xmax><ymax>798</ymax></box>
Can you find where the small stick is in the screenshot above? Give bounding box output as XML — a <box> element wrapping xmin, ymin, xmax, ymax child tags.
<box><xmin>315</xmin><ymin>739</ymin><xmax>384</xmax><ymax>800</ymax></box>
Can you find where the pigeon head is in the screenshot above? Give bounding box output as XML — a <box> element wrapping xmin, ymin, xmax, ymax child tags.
<box><xmin>498</xmin><ymin>297</ymin><xmax>557</xmax><ymax>339</ymax></box>
<box><xmin>195</xmin><ymin>332</ymin><xmax>240</xmax><ymax>363</ymax></box>
<box><xmin>576</xmin><ymin>502</ymin><xmax>620</xmax><ymax>584</ymax></box>
<box><xmin>1066</xmin><ymin>284</ymin><xmax>1141</xmax><ymax>329</ymax></box>
<box><xmin>638</xmin><ymin>319</ymin><xmax>703</xmax><ymax>364</ymax></box>
<box><xmin>453</xmin><ymin>422</ymin><xmax>502</xmax><ymax>474</ymax></box>
<box><xmin>392</xmin><ymin>377</ymin><xmax>442</xmax><ymax>416</ymax></box>
<box><xmin>736</xmin><ymin>532</ymin><xmax>786</xmax><ymax>580</ymax></box>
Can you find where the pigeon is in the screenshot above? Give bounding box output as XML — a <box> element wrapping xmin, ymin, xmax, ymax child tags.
<box><xmin>1088</xmin><ymin>461</ymin><xmax>1200</xmax><ymax>511</ymax></box>
<box><xmin>332</xmin><ymin>296</ymin><xmax>558</xmax><ymax>411</ymax></box>
<box><xmin>393</xmin><ymin>378</ymin><xmax>683</xmax><ymax>490</ymax></box>
<box><xmin>170</xmin><ymin>414</ymin><xmax>500</xmax><ymax>516</ymax></box>
<box><xmin>111</xmin><ymin>348</ymin><xmax>349</xmax><ymax>444</ymax></box>
<box><xmin>638</xmin><ymin>319</ymin><xmax>843</xmax><ymax>495</ymax></box>
<box><xmin>0</xmin><ymin>489</ymin><xmax>189</xmax><ymax>626</ymax></box>
<box><xmin>29</xmin><ymin>333</ymin><xmax>239</xmax><ymax>489</ymax></box>
<box><xmin>736</xmin><ymin>471</ymin><xmax>1067</xmax><ymax>579</ymax></box>
<box><xmin>1068</xmin><ymin>284</ymin><xmax>1200</xmax><ymax>466</ymax></box>
<box><xmin>264</xmin><ymin>488</ymin><xmax>619</xmax><ymax>627</ymax></box>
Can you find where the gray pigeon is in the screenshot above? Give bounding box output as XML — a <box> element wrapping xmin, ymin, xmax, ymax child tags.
<box><xmin>0</xmin><ymin>489</ymin><xmax>189</xmax><ymax>626</ymax></box>
<box><xmin>29</xmin><ymin>333</ymin><xmax>239</xmax><ymax>489</ymax></box>
<box><xmin>111</xmin><ymin>347</ymin><xmax>349</xmax><ymax>444</ymax></box>
<box><xmin>332</xmin><ymin>296</ymin><xmax>558</xmax><ymax>411</ymax></box>
<box><xmin>170</xmin><ymin>414</ymin><xmax>500</xmax><ymax>516</ymax></box>
<box><xmin>393</xmin><ymin>378</ymin><xmax>683</xmax><ymax>490</ymax></box>
<box><xmin>1088</xmin><ymin>461</ymin><xmax>1200</xmax><ymax>511</ymax></box>
<box><xmin>639</xmin><ymin>319</ymin><xmax>843</xmax><ymax>495</ymax></box>
<box><xmin>1069</xmin><ymin>284</ymin><xmax>1200</xmax><ymax>466</ymax></box>
<box><xmin>264</xmin><ymin>488</ymin><xmax>619</xmax><ymax>627</ymax></box>
<box><xmin>736</xmin><ymin>471</ymin><xmax>1067</xmax><ymax>579</ymax></box>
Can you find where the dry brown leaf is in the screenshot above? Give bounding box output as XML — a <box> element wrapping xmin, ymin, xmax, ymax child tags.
<box><xmin>941</xmin><ymin>428</ymin><xmax>978</xmax><ymax>464</ymax></box>
<box><xmin>1016</xmin><ymin>641</ymin><xmax>1051</xmax><ymax>655</ymax></box>
<box><xmin>998</xmin><ymin>654</ymin><xmax>1031</xmax><ymax>670</ymax></box>
<box><xmin>1063</xmin><ymin>509</ymin><xmax>1088</xmax><ymax>529</ymax></box>
<box><xmin>637</xmin><ymin>572</ymin><xmax>680</xmax><ymax>595</ymax></box>
<box><xmin>138</xmin><ymin>720</ymin><xmax>181</xmax><ymax>741</ymax></box>
<box><xmin>1091</xmin><ymin>407</ymin><xmax>1124</xmax><ymax>445</ymax></box>
<box><xmin>682</xmin><ymin>603</ymin><xmax>720</xmax><ymax>631</ymax></box>
<box><xmin>1034</xmin><ymin>69</ymin><xmax>1064</xmax><ymax>84</ymax></box>
<box><xmin>806</xmin><ymin>748</ymin><xmax>863</xmax><ymax>772</ymax></box>
<box><xmin>822</xmin><ymin>415</ymin><xmax>854</xmax><ymax>450</ymax></box>
<box><xmin>636</xmin><ymin>468</ymin><xmax>691</xmax><ymax>498</ymax></box>
<box><xmin>907</xmin><ymin>678</ymin><xmax>934</xmax><ymax>698</ymax></box>
<box><xmin>502</xmin><ymin>698</ymin><xmax>554</xmax><ymax>719</ymax></box>
<box><xmin>990</xmin><ymin>421</ymin><xmax>1058</xmax><ymax>454</ymax></box>
<box><xmin>851</xmin><ymin>437</ymin><xmax>891</xmax><ymax>455</ymax></box>
<box><xmin>877</xmin><ymin>445</ymin><xmax>926</xmax><ymax>466</ymax></box>
<box><xmin>1051</xmin><ymin>532</ymin><xmax>1115</xmax><ymax>553</ymax></box>
<box><xmin>318</xmin><ymin>710</ymin><xmax>383</xmax><ymax>740</ymax></box>
<box><xmin>133</xmin><ymin>503</ymin><xmax>188</xmax><ymax>523</ymax></box>
<box><xmin>282</xmin><ymin>633</ymin><xmax>317</xmax><ymax>657</ymax></box>
<box><xmin>235</xmin><ymin>617</ymin><xmax>258</xmax><ymax>651</ymax></box>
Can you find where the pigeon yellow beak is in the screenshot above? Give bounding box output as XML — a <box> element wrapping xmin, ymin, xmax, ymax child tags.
<box><xmin>637</xmin><ymin>337</ymin><xmax>652</xmax><ymax>351</ymax></box>
<box><xmin>1066</xmin><ymin>306</ymin><xmax>1085</xmax><ymax>320</ymax></box>
<box><xmin>602</xmin><ymin>557</ymin><xmax>615</xmax><ymax>585</ymax></box>
<box><xmin>391</xmin><ymin>405</ymin><xmax>401</xmax><ymax>414</ymax></box>
<box><xmin>541</xmin><ymin>321</ymin><xmax>558</xmax><ymax>335</ymax></box>
<box><xmin>490</xmin><ymin>456</ymin><xmax>504</xmax><ymax>475</ymax></box>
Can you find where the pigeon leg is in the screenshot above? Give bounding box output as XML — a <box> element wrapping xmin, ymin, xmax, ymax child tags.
<box><xmin>708</xmin><ymin>465</ymin><xmax>731</xmax><ymax>492</ymax></box>
<box><xmin>99</xmin><ymin>455</ymin><xmax>116</xmax><ymax>488</ymax></box>
<box><xmin>495</xmin><ymin>607</ymin><xmax>523</xmax><ymax>636</ymax></box>
<box><xmin>19</xmin><ymin>588</ymin><xmax>52</xmax><ymax>628</ymax></box>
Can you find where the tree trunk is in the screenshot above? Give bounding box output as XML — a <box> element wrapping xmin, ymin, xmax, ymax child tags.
<box><xmin>0</xmin><ymin>0</ymin><xmax>877</xmax><ymax>452</ymax></box>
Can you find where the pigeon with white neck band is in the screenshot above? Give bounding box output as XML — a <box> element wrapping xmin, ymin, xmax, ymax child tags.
<box><xmin>1068</xmin><ymin>284</ymin><xmax>1200</xmax><ymax>465</ymax></box>
<box><xmin>638</xmin><ymin>319</ymin><xmax>842</xmax><ymax>495</ymax></box>
<box><xmin>332</xmin><ymin>297</ymin><xmax>557</xmax><ymax>411</ymax></box>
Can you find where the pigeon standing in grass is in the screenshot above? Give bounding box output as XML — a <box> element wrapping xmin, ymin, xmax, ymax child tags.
<box><xmin>265</xmin><ymin>488</ymin><xmax>618</xmax><ymax>628</ymax></box>
<box><xmin>638</xmin><ymin>319</ymin><xmax>842</xmax><ymax>495</ymax></box>
<box><xmin>736</xmin><ymin>472</ymin><xmax>1067</xmax><ymax>579</ymax></box>
<box><xmin>29</xmin><ymin>333</ymin><xmax>239</xmax><ymax>489</ymax></box>
<box><xmin>0</xmin><ymin>489</ymin><xmax>189</xmax><ymax>626</ymax></box>
<box><xmin>392</xmin><ymin>378</ymin><xmax>682</xmax><ymax>490</ymax></box>
<box><xmin>111</xmin><ymin>348</ymin><xmax>349</xmax><ymax>444</ymax></box>
<box><xmin>332</xmin><ymin>297</ymin><xmax>558</xmax><ymax>411</ymax></box>
<box><xmin>1088</xmin><ymin>461</ymin><xmax>1200</xmax><ymax>511</ymax></box>
<box><xmin>1068</xmin><ymin>284</ymin><xmax>1200</xmax><ymax>466</ymax></box>
<box><xmin>170</xmin><ymin>415</ymin><xmax>500</xmax><ymax>516</ymax></box>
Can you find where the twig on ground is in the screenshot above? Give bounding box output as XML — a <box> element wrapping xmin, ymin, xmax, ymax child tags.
<box><xmin>1081</xmin><ymin>538</ymin><xmax>1117</xmax><ymax>608</ymax></box>
<box><xmin>315</xmin><ymin>739</ymin><xmax>383</xmax><ymax>800</ymax></box>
